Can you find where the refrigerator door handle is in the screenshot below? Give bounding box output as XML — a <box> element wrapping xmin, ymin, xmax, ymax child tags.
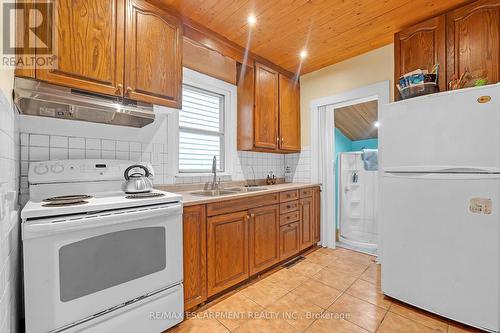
<box><xmin>382</xmin><ymin>166</ymin><xmax>500</xmax><ymax>174</ymax></box>
<box><xmin>383</xmin><ymin>172</ymin><xmax>500</xmax><ymax>180</ymax></box>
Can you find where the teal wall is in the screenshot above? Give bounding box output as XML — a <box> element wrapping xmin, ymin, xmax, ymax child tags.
<box><xmin>334</xmin><ymin>130</ymin><xmax>378</xmax><ymax>227</ymax></box>
<box><xmin>352</xmin><ymin>138</ymin><xmax>378</xmax><ymax>151</ymax></box>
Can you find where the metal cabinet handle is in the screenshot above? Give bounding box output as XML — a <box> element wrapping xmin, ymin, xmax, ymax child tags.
<box><xmin>116</xmin><ymin>84</ymin><xmax>123</xmax><ymax>95</ymax></box>
<box><xmin>126</xmin><ymin>86</ymin><xmax>133</xmax><ymax>96</ymax></box>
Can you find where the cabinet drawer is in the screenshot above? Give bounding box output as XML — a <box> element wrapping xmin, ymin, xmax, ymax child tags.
<box><xmin>299</xmin><ymin>188</ymin><xmax>313</xmax><ymax>198</ymax></box>
<box><xmin>280</xmin><ymin>190</ymin><xmax>299</xmax><ymax>202</ymax></box>
<box><xmin>280</xmin><ymin>210</ymin><xmax>300</xmax><ymax>226</ymax></box>
<box><xmin>280</xmin><ymin>200</ymin><xmax>299</xmax><ymax>214</ymax></box>
<box><xmin>207</xmin><ymin>193</ymin><xmax>279</xmax><ymax>216</ymax></box>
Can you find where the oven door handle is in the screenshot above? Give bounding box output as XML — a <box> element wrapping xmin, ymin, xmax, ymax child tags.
<box><xmin>23</xmin><ymin>203</ymin><xmax>182</xmax><ymax>238</ymax></box>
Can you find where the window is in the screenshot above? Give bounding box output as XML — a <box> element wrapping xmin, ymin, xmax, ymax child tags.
<box><xmin>179</xmin><ymin>85</ymin><xmax>225</xmax><ymax>173</ymax></box>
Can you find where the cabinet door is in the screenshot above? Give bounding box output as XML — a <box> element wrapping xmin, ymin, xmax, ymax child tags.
<box><xmin>312</xmin><ymin>187</ymin><xmax>321</xmax><ymax>243</ymax></box>
<box><xmin>278</xmin><ymin>74</ymin><xmax>301</xmax><ymax>152</ymax></box>
<box><xmin>394</xmin><ymin>15</ymin><xmax>446</xmax><ymax>97</ymax></box>
<box><xmin>254</xmin><ymin>63</ymin><xmax>279</xmax><ymax>150</ymax></box>
<box><xmin>183</xmin><ymin>205</ymin><xmax>207</xmax><ymax>310</ymax></box>
<box><xmin>248</xmin><ymin>205</ymin><xmax>280</xmax><ymax>275</ymax></box>
<box><xmin>446</xmin><ymin>0</ymin><xmax>500</xmax><ymax>88</ymax></box>
<box><xmin>125</xmin><ymin>0</ymin><xmax>182</xmax><ymax>107</ymax></box>
<box><xmin>207</xmin><ymin>211</ymin><xmax>249</xmax><ymax>297</ymax></box>
<box><xmin>37</xmin><ymin>0</ymin><xmax>125</xmax><ymax>96</ymax></box>
<box><xmin>299</xmin><ymin>196</ymin><xmax>314</xmax><ymax>250</ymax></box>
<box><xmin>279</xmin><ymin>222</ymin><xmax>300</xmax><ymax>260</ymax></box>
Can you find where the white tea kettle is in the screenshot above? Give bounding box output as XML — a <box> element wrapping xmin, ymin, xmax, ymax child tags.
<box><xmin>122</xmin><ymin>164</ymin><xmax>153</xmax><ymax>194</ymax></box>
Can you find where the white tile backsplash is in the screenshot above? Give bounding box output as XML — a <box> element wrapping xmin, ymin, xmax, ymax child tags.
<box><xmin>85</xmin><ymin>138</ymin><xmax>101</xmax><ymax>150</ymax></box>
<box><xmin>68</xmin><ymin>137</ymin><xmax>85</xmax><ymax>149</ymax></box>
<box><xmin>49</xmin><ymin>135</ymin><xmax>68</xmax><ymax>148</ymax></box>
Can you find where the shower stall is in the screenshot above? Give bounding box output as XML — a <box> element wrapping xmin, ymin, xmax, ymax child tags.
<box><xmin>338</xmin><ymin>152</ymin><xmax>378</xmax><ymax>253</ymax></box>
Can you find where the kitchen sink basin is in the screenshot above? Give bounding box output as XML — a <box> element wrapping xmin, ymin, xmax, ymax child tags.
<box><xmin>189</xmin><ymin>190</ymin><xmax>237</xmax><ymax>197</ymax></box>
<box><xmin>225</xmin><ymin>187</ymin><xmax>268</xmax><ymax>192</ymax></box>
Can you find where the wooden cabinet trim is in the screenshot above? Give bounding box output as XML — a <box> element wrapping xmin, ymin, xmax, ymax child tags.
<box><xmin>183</xmin><ymin>205</ymin><xmax>207</xmax><ymax>310</ymax></box>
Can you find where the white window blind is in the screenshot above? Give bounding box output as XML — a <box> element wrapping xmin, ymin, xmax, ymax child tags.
<box><xmin>179</xmin><ymin>85</ymin><xmax>225</xmax><ymax>172</ymax></box>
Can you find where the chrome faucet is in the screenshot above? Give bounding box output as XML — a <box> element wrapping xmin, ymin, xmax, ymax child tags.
<box><xmin>211</xmin><ymin>156</ymin><xmax>218</xmax><ymax>190</ymax></box>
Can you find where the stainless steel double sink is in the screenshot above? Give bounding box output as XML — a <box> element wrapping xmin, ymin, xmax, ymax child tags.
<box><xmin>189</xmin><ymin>186</ymin><xmax>268</xmax><ymax>197</ymax></box>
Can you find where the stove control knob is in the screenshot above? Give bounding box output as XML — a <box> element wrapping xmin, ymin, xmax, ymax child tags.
<box><xmin>51</xmin><ymin>164</ymin><xmax>64</xmax><ymax>174</ymax></box>
<box><xmin>34</xmin><ymin>164</ymin><xmax>49</xmax><ymax>175</ymax></box>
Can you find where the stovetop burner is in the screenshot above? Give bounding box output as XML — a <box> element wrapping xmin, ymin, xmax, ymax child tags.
<box><xmin>43</xmin><ymin>195</ymin><xmax>93</xmax><ymax>202</ymax></box>
<box><xmin>125</xmin><ymin>192</ymin><xmax>166</xmax><ymax>199</ymax></box>
<box><xmin>42</xmin><ymin>195</ymin><xmax>93</xmax><ymax>207</ymax></box>
<box><xmin>42</xmin><ymin>200</ymin><xmax>89</xmax><ymax>207</ymax></box>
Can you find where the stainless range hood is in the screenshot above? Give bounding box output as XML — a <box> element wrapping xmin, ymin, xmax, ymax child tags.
<box><xmin>14</xmin><ymin>78</ymin><xmax>155</xmax><ymax>128</ymax></box>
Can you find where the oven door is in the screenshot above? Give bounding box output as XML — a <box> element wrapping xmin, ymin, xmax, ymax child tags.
<box><xmin>22</xmin><ymin>202</ymin><xmax>183</xmax><ymax>333</ymax></box>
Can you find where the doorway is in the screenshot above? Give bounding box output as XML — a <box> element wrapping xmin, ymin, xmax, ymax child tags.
<box><xmin>309</xmin><ymin>81</ymin><xmax>389</xmax><ymax>259</ymax></box>
<box><xmin>334</xmin><ymin>100</ymin><xmax>379</xmax><ymax>255</ymax></box>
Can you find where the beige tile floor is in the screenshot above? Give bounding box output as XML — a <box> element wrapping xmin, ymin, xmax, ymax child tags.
<box><xmin>168</xmin><ymin>247</ymin><xmax>484</xmax><ymax>333</ymax></box>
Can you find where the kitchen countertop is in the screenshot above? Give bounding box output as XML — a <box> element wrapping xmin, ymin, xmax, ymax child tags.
<box><xmin>155</xmin><ymin>183</ymin><xmax>321</xmax><ymax>207</ymax></box>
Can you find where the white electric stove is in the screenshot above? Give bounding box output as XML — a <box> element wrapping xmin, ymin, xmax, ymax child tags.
<box><xmin>21</xmin><ymin>160</ymin><xmax>184</xmax><ymax>333</ymax></box>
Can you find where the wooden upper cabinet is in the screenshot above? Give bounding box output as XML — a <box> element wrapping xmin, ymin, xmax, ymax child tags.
<box><xmin>394</xmin><ymin>15</ymin><xmax>446</xmax><ymax>97</ymax></box>
<box><xmin>254</xmin><ymin>63</ymin><xmax>279</xmax><ymax>150</ymax></box>
<box><xmin>182</xmin><ymin>205</ymin><xmax>207</xmax><ymax>310</ymax></box>
<box><xmin>248</xmin><ymin>205</ymin><xmax>280</xmax><ymax>275</ymax></box>
<box><xmin>278</xmin><ymin>74</ymin><xmax>301</xmax><ymax>152</ymax></box>
<box><xmin>125</xmin><ymin>0</ymin><xmax>182</xmax><ymax>107</ymax></box>
<box><xmin>207</xmin><ymin>211</ymin><xmax>249</xmax><ymax>297</ymax></box>
<box><xmin>446</xmin><ymin>0</ymin><xmax>500</xmax><ymax>88</ymax></box>
<box><xmin>37</xmin><ymin>0</ymin><xmax>125</xmax><ymax>96</ymax></box>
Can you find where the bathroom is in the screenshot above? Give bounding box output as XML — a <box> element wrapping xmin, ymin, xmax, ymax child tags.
<box><xmin>334</xmin><ymin>100</ymin><xmax>379</xmax><ymax>254</ymax></box>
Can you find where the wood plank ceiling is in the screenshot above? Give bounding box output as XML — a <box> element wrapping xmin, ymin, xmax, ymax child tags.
<box><xmin>160</xmin><ymin>0</ymin><xmax>470</xmax><ymax>74</ymax></box>
<box><xmin>335</xmin><ymin>100</ymin><xmax>378</xmax><ymax>141</ymax></box>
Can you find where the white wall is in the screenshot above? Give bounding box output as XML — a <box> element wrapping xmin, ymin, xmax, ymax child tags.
<box><xmin>300</xmin><ymin>44</ymin><xmax>394</xmax><ymax>146</ymax></box>
<box><xmin>0</xmin><ymin>67</ymin><xmax>21</xmax><ymax>333</ymax></box>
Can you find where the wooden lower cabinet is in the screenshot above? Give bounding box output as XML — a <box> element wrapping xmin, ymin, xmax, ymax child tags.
<box><xmin>313</xmin><ymin>187</ymin><xmax>321</xmax><ymax>243</ymax></box>
<box><xmin>279</xmin><ymin>222</ymin><xmax>300</xmax><ymax>260</ymax></box>
<box><xmin>248</xmin><ymin>205</ymin><xmax>280</xmax><ymax>275</ymax></box>
<box><xmin>182</xmin><ymin>205</ymin><xmax>207</xmax><ymax>310</ymax></box>
<box><xmin>299</xmin><ymin>196</ymin><xmax>314</xmax><ymax>250</ymax></box>
<box><xmin>184</xmin><ymin>187</ymin><xmax>321</xmax><ymax>309</ymax></box>
<box><xmin>207</xmin><ymin>211</ymin><xmax>249</xmax><ymax>297</ymax></box>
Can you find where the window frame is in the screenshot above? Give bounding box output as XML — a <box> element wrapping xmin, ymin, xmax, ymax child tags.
<box><xmin>179</xmin><ymin>84</ymin><xmax>226</xmax><ymax>173</ymax></box>
<box><xmin>166</xmin><ymin>67</ymin><xmax>237</xmax><ymax>179</ymax></box>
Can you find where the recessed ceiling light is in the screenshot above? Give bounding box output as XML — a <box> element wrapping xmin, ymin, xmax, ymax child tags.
<box><xmin>299</xmin><ymin>49</ymin><xmax>308</xmax><ymax>59</ymax></box>
<box><xmin>374</xmin><ymin>121</ymin><xmax>380</xmax><ymax>128</ymax></box>
<box><xmin>247</xmin><ymin>14</ymin><xmax>257</xmax><ymax>26</ymax></box>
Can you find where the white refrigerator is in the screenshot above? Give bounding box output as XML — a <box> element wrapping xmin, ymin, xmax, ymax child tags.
<box><xmin>379</xmin><ymin>83</ymin><xmax>500</xmax><ymax>332</ymax></box>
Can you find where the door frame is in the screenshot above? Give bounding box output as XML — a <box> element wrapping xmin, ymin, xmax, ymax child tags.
<box><xmin>309</xmin><ymin>81</ymin><xmax>390</xmax><ymax>260</ymax></box>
